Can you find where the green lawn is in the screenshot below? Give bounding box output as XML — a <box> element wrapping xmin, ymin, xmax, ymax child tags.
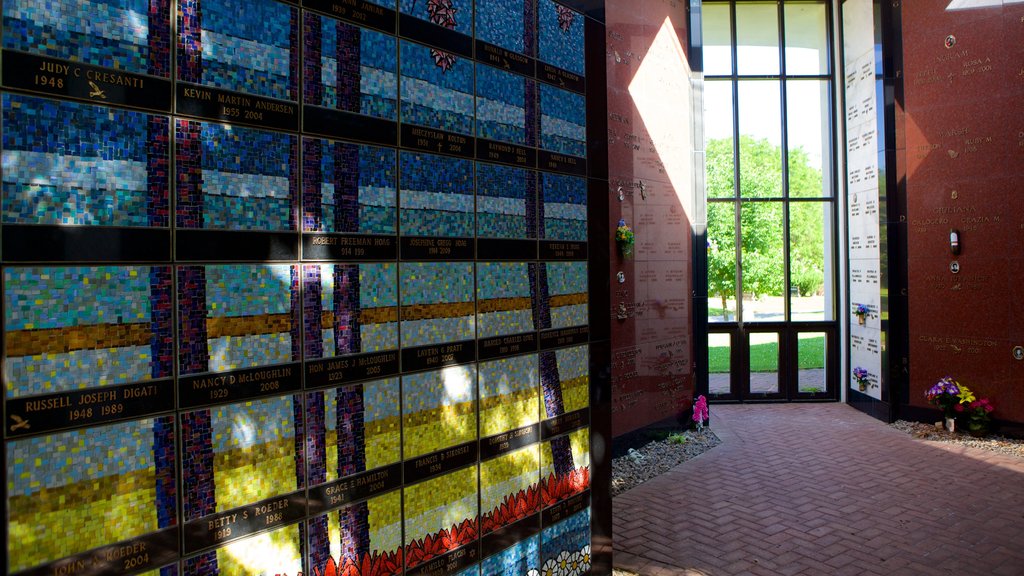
<box><xmin>709</xmin><ymin>336</ymin><xmax>825</xmax><ymax>373</ymax></box>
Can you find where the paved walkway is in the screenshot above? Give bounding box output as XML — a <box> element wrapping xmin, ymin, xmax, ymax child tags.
<box><xmin>613</xmin><ymin>404</ymin><xmax>1024</xmax><ymax>576</ymax></box>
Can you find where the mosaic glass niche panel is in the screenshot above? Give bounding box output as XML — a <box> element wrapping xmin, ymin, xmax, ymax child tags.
<box><xmin>479</xmin><ymin>354</ymin><xmax>540</xmax><ymax>438</ymax></box>
<box><xmin>1</xmin><ymin>93</ymin><xmax>170</xmax><ymax>227</ymax></box>
<box><xmin>481</xmin><ymin>445</ymin><xmax>541</xmax><ymax>535</ymax></box>
<box><xmin>476</xmin><ymin>63</ymin><xmax>534</xmax><ymax>147</ymax></box>
<box><xmin>302</xmin><ymin>138</ymin><xmax>397</xmax><ymax>235</ymax></box>
<box><xmin>402</xmin><ymin>365</ymin><xmax>477</xmax><ymax>458</ymax></box>
<box><xmin>544</xmin><ymin>345</ymin><xmax>589</xmax><ymax>415</ymax></box>
<box><xmin>177</xmin><ymin>0</ymin><xmax>298</xmax><ymax>101</ymax></box>
<box><xmin>399</xmin><ymin>262</ymin><xmax>475</xmax><ymax>348</ymax></box>
<box><xmin>540</xmin><ymin>172</ymin><xmax>586</xmax><ymax>241</ymax></box>
<box><xmin>538</xmin><ymin>83</ymin><xmax>586</xmax><ymax>157</ymax></box>
<box><xmin>177</xmin><ymin>264</ymin><xmax>300</xmax><ymax>376</ymax></box>
<box><xmin>399</xmin><ymin>40</ymin><xmax>474</xmax><ymax>135</ymax></box>
<box><xmin>302</xmin><ymin>264</ymin><xmax>399</xmax><ymax>359</ymax></box>
<box><xmin>475</xmin><ymin>0</ymin><xmax>534</xmax><ymax>57</ymax></box>
<box><xmin>2</xmin><ymin>0</ymin><xmax>172</xmax><ymax>77</ymax></box>
<box><xmin>540</xmin><ymin>262</ymin><xmax>588</xmax><ymax>329</ymax></box>
<box><xmin>5</xmin><ymin>417</ymin><xmax>177</xmax><ymax>573</ymax></box>
<box><xmin>540</xmin><ymin>427</ymin><xmax>589</xmax><ymax>506</ymax></box>
<box><xmin>477</xmin><ymin>262</ymin><xmax>536</xmax><ymax>339</ymax></box>
<box><xmin>399</xmin><ymin>151</ymin><xmax>474</xmax><ymax>238</ymax></box>
<box><xmin>303</xmin><ymin>13</ymin><xmax>397</xmax><ymax>120</ymax></box>
<box><xmin>537</xmin><ymin>0</ymin><xmax>584</xmax><ymax>76</ymax></box>
<box><xmin>307</xmin><ymin>491</ymin><xmax>403</xmax><ymax>576</ymax></box>
<box><xmin>309</xmin><ymin>378</ymin><xmax>401</xmax><ymax>485</ymax></box>
<box><xmin>183</xmin><ymin>522</ymin><xmax>303</xmax><ymax>576</ymax></box>
<box><xmin>481</xmin><ymin>534</ymin><xmax>540</xmax><ymax>576</ymax></box>
<box><xmin>403</xmin><ymin>466</ymin><xmax>479</xmax><ymax>569</ymax></box>
<box><xmin>476</xmin><ymin>162</ymin><xmax>536</xmax><ymax>240</ymax></box>
<box><xmin>399</xmin><ymin>0</ymin><xmax>472</xmax><ymax>36</ymax></box>
<box><xmin>179</xmin><ymin>395</ymin><xmax>304</xmax><ymax>522</ymax></box>
<box><xmin>541</xmin><ymin>508</ymin><xmax>591</xmax><ymax>576</ymax></box>
<box><xmin>4</xmin><ymin>266</ymin><xmax>173</xmax><ymax>398</ymax></box>
<box><xmin>176</xmin><ymin>119</ymin><xmax>297</xmax><ymax>231</ymax></box>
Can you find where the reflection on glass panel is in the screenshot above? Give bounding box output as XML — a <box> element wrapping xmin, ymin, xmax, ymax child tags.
<box><xmin>707</xmin><ymin>202</ymin><xmax>737</xmax><ymax>323</ymax></box>
<box><xmin>790</xmin><ymin>202</ymin><xmax>834</xmax><ymax>321</ymax></box>
<box><xmin>703</xmin><ymin>3</ymin><xmax>733</xmax><ymax>75</ymax></box>
<box><xmin>736</xmin><ymin>2</ymin><xmax>779</xmax><ymax>75</ymax></box>
<box><xmin>798</xmin><ymin>332</ymin><xmax>827</xmax><ymax>393</ymax></box>
<box><xmin>740</xmin><ymin>202</ymin><xmax>784</xmax><ymax>322</ymax></box>
<box><xmin>708</xmin><ymin>332</ymin><xmax>732</xmax><ymax>395</ymax></box>
<box><xmin>787</xmin><ymin>80</ymin><xmax>831</xmax><ymax>197</ymax></box>
<box><xmin>705</xmin><ymin>81</ymin><xmax>735</xmax><ymax>198</ymax></box>
<box><xmin>737</xmin><ymin>81</ymin><xmax>782</xmax><ymax>198</ymax></box>
<box><xmin>784</xmin><ymin>3</ymin><xmax>829</xmax><ymax>75</ymax></box>
<box><xmin>748</xmin><ymin>332</ymin><xmax>779</xmax><ymax>394</ymax></box>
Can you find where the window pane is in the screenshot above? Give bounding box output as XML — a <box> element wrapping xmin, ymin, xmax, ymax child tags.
<box><xmin>737</xmin><ymin>81</ymin><xmax>782</xmax><ymax>198</ymax></box>
<box><xmin>748</xmin><ymin>332</ymin><xmax>779</xmax><ymax>394</ymax></box>
<box><xmin>736</xmin><ymin>2</ymin><xmax>780</xmax><ymax>75</ymax></box>
<box><xmin>798</xmin><ymin>332</ymin><xmax>827</xmax><ymax>393</ymax></box>
<box><xmin>787</xmin><ymin>80</ymin><xmax>832</xmax><ymax>197</ymax></box>
<box><xmin>790</xmin><ymin>202</ymin><xmax>834</xmax><ymax>321</ymax></box>
<box><xmin>705</xmin><ymin>80</ymin><xmax>735</xmax><ymax>198</ymax></box>
<box><xmin>708</xmin><ymin>332</ymin><xmax>732</xmax><ymax>395</ymax></box>
<box><xmin>740</xmin><ymin>201</ymin><xmax>784</xmax><ymax>322</ymax></box>
<box><xmin>707</xmin><ymin>202</ymin><xmax>737</xmax><ymax>322</ymax></box>
<box><xmin>785</xmin><ymin>2</ymin><xmax>829</xmax><ymax>75</ymax></box>
<box><xmin>703</xmin><ymin>3</ymin><xmax>733</xmax><ymax>75</ymax></box>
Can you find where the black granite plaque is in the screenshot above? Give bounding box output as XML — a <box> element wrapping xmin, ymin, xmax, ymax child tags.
<box><xmin>401</xmin><ymin>124</ymin><xmax>475</xmax><ymax>158</ymax></box>
<box><xmin>303</xmin><ymin>0</ymin><xmax>397</xmax><ymax>33</ymax></box>
<box><xmin>542</xmin><ymin>490</ymin><xmax>590</xmax><ymax>526</ymax></box>
<box><xmin>398</xmin><ymin>16</ymin><xmax>473</xmax><ymax>57</ymax></box>
<box><xmin>176</xmin><ymin>230</ymin><xmax>299</xmax><ymax>261</ymax></box>
<box><xmin>538</xmin><ymin>151</ymin><xmax>588</xmax><ymax>176</ymax></box>
<box><xmin>305</xmin><ymin>351</ymin><xmax>400</xmax><ymax>390</ymax></box>
<box><xmin>538</xmin><ymin>63</ymin><xmax>585</xmax><ymax>94</ymax></box>
<box><xmin>539</xmin><ymin>241</ymin><xmax>587</xmax><ymax>260</ymax></box>
<box><xmin>400</xmin><ymin>237</ymin><xmax>475</xmax><ymax>260</ymax></box>
<box><xmin>402</xmin><ymin>341</ymin><xmax>476</xmax><ymax>373</ymax></box>
<box><xmin>404</xmin><ymin>441</ymin><xmax>479</xmax><ymax>484</ymax></box>
<box><xmin>539</xmin><ymin>326</ymin><xmax>590</xmax><ymax>351</ymax></box>
<box><xmin>480</xmin><ymin>424</ymin><xmax>540</xmax><ymax>460</ymax></box>
<box><xmin>478</xmin><ymin>333</ymin><xmax>538</xmax><ymax>361</ymax></box>
<box><xmin>176</xmin><ymin>82</ymin><xmax>299</xmax><ymax>131</ymax></box>
<box><xmin>2</xmin><ymin>226</ymin><xmax>170</xmax><ymax>263</ymax></box>
<box><xmin>5</xmin><ymin>380</ymin><xmax>174</xmax><ymax>439</ymax></box>
<box><xmin>481</xmin><ymin>514</ymin><xmax>541</xmax><ymax>558</ymax></box>
<box><xmin>541</xmin><ymin>408</ymin><xmax>589</xmax><ymax>440</ymax></box>
<box><xmin>302</xmin><ymin>233</ymin><xmax>398</xmax><ymax>261</ymax></box>
<box><xmin>2</xmin><ymin>50</ymin><xmax>172</xmax><ymax>112</ymax></box>
<box><xmin>10</xmin><ymin>527</ymin><xmax>179</xmax><ymax>576</ymax></box>
<box><xmin>476</xmin><ymin>138</ymin><xmax>537</xmax><ymax>168</ymax></box>
<box><xmin>178</xmin><ymin>363</ymin><xmax>302</xmax><ymax>409</ymax></box>
<box><xmin>307</xmin><ymin>463</ymin><xmax>402</xmax><ymax>515</ymax></box>
<box><xmin>406</xmin><ymin>543</ymin><xmax>480</xmax><ymax>576</ymax></box>
<box><xmin>183</xmin><ymin>492</ymin><xmax>306</xmax><ymax>554</ymax></box>
<box><xmin>302</xmin><ymin>106</ymin><xmax>398</xmax><ymax>146</ymax></box>
<box><xmin>475</xmin><ymin>41</ymin><xmax>536</xmax><ymax>78</ymax></box>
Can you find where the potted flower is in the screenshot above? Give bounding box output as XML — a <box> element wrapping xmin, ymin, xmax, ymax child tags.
<box><xmin>853</xmin><ymin>303</ymin><xmax>870</xmax><ymax>325</ymax></box>
<box><xmin>925</xmin><ymin>376</ymin><xmax>973</xmax><ymax>432</ymax></box>
<box><xmin>692</xmin><ymin>395</ymin><xmax>709</xmax><ymax>432</ymax></box>
<box><xmin>615</xmin><ymin>219</ymin><xmax>634</xmax><ymax>258</ymax></box>
<box><xmin>959</xmin><ymin>397</ymin><xmax>995</xmax><ymax>437</ymax></box>
<box><xmin>852</xmin><ymin>367</ymin><xmax>871</xmax><ymax>391</ymax></box>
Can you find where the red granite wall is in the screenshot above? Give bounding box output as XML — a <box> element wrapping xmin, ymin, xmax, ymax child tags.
<box><xmin>902</xmin><ymin>1</ymin><xmax>1024</xmax><ymax>423</ymax></box>
<box><xmin>605</xmin><ymin>0</ymin><xmax>696</xmax><ymax>436</ymax></box>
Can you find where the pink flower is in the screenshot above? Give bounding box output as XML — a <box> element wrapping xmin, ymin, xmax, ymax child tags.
<box><xmin>954</xmin><ymin>403</ymin><xmax>964</xmax><ymax>413</ymax></box>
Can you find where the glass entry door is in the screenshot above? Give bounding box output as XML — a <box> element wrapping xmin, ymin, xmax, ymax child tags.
<box><xmin>708</xmin><ymin>327</ymin><xmax>836</xmax><ymax>401</ymax></box>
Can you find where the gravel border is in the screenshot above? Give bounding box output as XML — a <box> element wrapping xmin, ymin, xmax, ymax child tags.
<box><xmin>890</xmin><ymin>419</ymin><xmax>1024</xmax><ymax>459</ymax></box>
<box><xmin>611</xmin><ymin>428</ymin><xmax>721</xmax><ymax>497</ymax></box>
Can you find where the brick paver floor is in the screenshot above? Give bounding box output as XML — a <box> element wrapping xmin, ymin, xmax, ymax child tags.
<box><xmin>613</xmin><ymin>404</ymin><xmax>1024</xmax><ymax>576</ymax></box>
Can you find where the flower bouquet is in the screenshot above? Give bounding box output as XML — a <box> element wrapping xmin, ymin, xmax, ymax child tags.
<box><xmin>852</xmin><ymin>367</ymin><xmax>871</xmax><ymax>391</ymax></box>
<box><xmin>926</xmin><ymin>376</ymin><xmax>975</xmax><ymax>432</ymax></box>
<box><xmin>959</xmin><ymin>396</ymin><xmax>995</xmax><ymax>437</ymax></box>
<box><xmin>615</xmin><ymin>219</ymin><xmax>634</xmax><ymax>258</ymax></box>
<box><xmin>854</xmin><ymin>303</ymin><xmax>870</xmax><ymax>325</ymax></box>
<box><xmin>693</xmin><ymin>395</ymin><xmax>709</xmax><ymax>432</ymax></box>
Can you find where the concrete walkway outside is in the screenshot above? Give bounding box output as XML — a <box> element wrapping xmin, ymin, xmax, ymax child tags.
<box><xmin>613</xmin><ymin>404</ymin><xmax>1024</xmax><ymax>576</ymax></box>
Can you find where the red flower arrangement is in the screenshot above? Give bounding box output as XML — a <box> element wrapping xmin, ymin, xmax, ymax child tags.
<box><xmin>540</xmin><ymin>467</ymin><xmax>590</xmax><ymax>507</ymax></box>
<box><xmin>312</xmin><ymin>549</ymin><xmax>403</xmax><ymax>576</ymax></box>
<box><xmin>405</xmin><ymin>518</ymin><xmax>478</xmax><ymax>569</ymax></box>
<box><xmin>481</xmin><ymin>484</ymin><xmax>542</xmax><ymax>534</ymax></box>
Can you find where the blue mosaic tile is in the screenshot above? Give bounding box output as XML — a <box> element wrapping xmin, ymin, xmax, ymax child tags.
<box><xmin>537</xmin><ymin>0</ymin><xmax>584</xmax><ymax>75</ymax></box>
<box><xmin>399</xmin><ymin>0</ymin><xmax>471</xmax><ymax>36</ymax></box>
<box><xmin>302</xmin><ymin>138</ymin><xmax>397</xmax><ymax>234</ymax></box>
<box><xmin>540</xmin><ymin>171</ymin><xmax>586</xmax><ymax>241</ymax></box>
<box><xmin>400</xmin><ymin>262</ymin><xmax>474</xmax><ymax>348</ymax></box>
<box><xmin>302</xmin><ymin>263</ymin><xmax>399</xmax><ymax>359</ymax></box>
<box><xmin>303</xmin><ymin>13</ymin><xmax>397</xmax><ymax>120</ymax></box>
<box><xmin>475</xmin><ymin>0</ymin><xmax>534</xmax><ymax>56</ymax></box>
<box><xmin>539</xmin><ymin>83</ymin><xmax>586</xmax><ymax>157</ymax></box>
<box><xmin>176</xmin><ymin>119</ymin><xmax>297</xmax><ymax>231</ymax></box>
<box><xmin>2</xmin><ymin>93</ymin><xmax>169</xmax><ymax>227</ymax></box>
<box><xmin>178</xmin><ymin>0</ymin><xmax>298</xmax><ymax>101</ymax></box>
<box><xmin>476</xmin><ymin>64</ymin><xmax>531</xmax><ymax>146</ymax></box>
<box><xmin>4</xmin><ymin>266</ymin><xmax>173</xmax><ymax>398</ymax></box>
<box><xmin>400</xmin><ymin>40</ymin><xmax>474</xmax><ymax>135</ymax></box>
<box><xmin>476</xmin><ymin>163</ymin><xmax>536</xmax><ymax>239</ymax></box>
<box><xmin>3</xmin><ymin>0</ymin><xmax>172</xmax><ymax>77</ymax></box>
<box><xmin>482</xmin><ymin>534</ymin><xmax>539</xmax><ymax>576</ymax></box>
<box><xmin>400</xmin><ymin>151</ymin><xmax>474</xmax><ymax>237</ymax></box>
<box><xmin>476</xmin><ymin>262</ymin><xmax>535</xmax><ymax>339</ymax></box>
<box><xmin>541</xmin><ymin>507</ymin><xmax>591</xmax><ymax>573</ymax></box>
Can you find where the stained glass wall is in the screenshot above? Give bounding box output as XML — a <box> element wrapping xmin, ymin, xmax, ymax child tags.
<box><xmin>0</xmin><ymin>1</ymin><xmax>604</xmax><ymax>575</ymax></box>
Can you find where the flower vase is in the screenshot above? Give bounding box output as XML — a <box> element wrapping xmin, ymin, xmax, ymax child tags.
<box><xmin>618</xmin><ymin>242</ymin><xmax>633</xmax><ymax>259</ymax></box>
<box><xmin>858</xmin><ymin>382</ymin><xmax>866</xmax><ymax>392</ymax></box>
<box><xmin>944</xmin><ymin>417</ymin><xmax>956</xmax><ymax>433</ymax></box>
<box><xmin>857</xmin><ymin>315</ymin><xmax>865</xmax><ymax>326</ymax></box>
